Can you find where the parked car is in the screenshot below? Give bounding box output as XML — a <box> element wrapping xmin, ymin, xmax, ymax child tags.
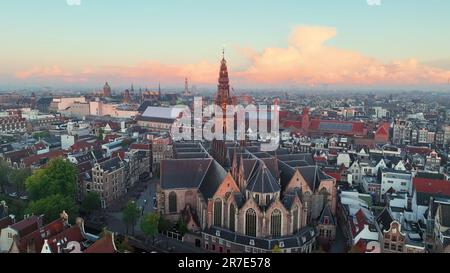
<box><xmin>8</xmin><ymin>192</ymin><xmax>18</xmax><ymax>198</ymax></box>
<box><xmin>20</xmin><ymin>195</ymin><xmax>29</xmax><ymax>200</ymax></box>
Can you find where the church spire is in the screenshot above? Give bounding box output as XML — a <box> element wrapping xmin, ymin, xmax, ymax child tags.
<box><xmin>216</xmin><ymin>50</ymin><xmax>232</xmax><ymax>108</ymax></box>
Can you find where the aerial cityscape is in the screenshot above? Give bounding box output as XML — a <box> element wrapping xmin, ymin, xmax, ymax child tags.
<box><xmin>1</xmin><ymin>0</ymin><xmax>450</xmax><ymax>260</ymax></box>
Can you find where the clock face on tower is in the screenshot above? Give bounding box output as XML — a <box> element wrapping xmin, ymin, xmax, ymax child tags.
<box><xmin>222</xmin><ymin>102</ymin><xmax>227</xmax><ymax>110</ymax></box>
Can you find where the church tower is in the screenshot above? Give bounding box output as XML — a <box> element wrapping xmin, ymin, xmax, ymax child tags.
<box><xmin>212</xmin><ymin>50</ymin><xmax>233</xmax><ymax>166</ymax></box>
<box><xmin>103</xmin><ymin>82</ymin><xmax>111</xmax><ymax>97</ymax></box>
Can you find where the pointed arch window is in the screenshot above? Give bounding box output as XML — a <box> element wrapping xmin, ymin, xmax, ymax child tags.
<box><xmin>169</xmin><ymin>192</ymin><xmax>177</xmax><ymax>213</ymax></box>
<box><xmin>292</xmin><ymin>206</ymin><xmax>299</xmax><ymax>233</ymax></box>
<box><xmin>229</xmin><ymin>203</ymin><xmax>236</xmax><ymax>232</ymax></box>
<box><xmin>271</xmin><ymin>209</ymin><xmax>282</xmax><ymax>237</ymax></box>
<box><xmin>214</xmin><ymin>199</ymin><xmax>223</xmax><ymax>227</ymax></box>
<box><xmin>245</xmin><ymin>209</ymin><xmax>257</xmax><ymax>237</ymax></box>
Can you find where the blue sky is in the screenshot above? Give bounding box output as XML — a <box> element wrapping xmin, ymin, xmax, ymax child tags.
<box><xmin>0</xmin><ymin>0</ymin><xmax>449</xmax><ymax>89</ymax></box>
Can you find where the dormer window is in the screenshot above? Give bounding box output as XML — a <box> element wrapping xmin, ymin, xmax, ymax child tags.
<box><xmin>249</xmin><ymin>240</ymin><xmax>255</xmax><ymax>246</ymax></box>
<box><xmin>254</xmin><ymin>194</ymin><xmax>260</xmax><ymax>204</ymax></box>
<box><xmin>279</xmin><ymin>242</ymin><xmax>285</xmax><ymax>248</ymax></box>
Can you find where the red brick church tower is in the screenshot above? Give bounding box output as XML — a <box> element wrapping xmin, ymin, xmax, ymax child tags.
<box><xmin>212</xmin><ymin>51</ymin><xmax>234</xmax><ymax>166</ymax></box>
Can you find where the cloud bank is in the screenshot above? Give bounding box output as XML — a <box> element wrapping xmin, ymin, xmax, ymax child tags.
<box><xmin>14</xmin><ymin>26</ymin><xmax>450</xmax><ymax>88</ymax></box>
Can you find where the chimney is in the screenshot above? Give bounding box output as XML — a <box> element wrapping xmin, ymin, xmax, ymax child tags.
<box><xmin>57</xmin><ymin>242</ymin><xmax>62</xmax><ymax>254</ymax></box>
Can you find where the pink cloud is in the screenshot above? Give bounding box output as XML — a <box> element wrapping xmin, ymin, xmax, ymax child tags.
<box><xmin>237</xmin><ymin>26</ymin><xmax>450</xmax><ymax>86</ymax></box>
<box><xmin>14</xmin><ymin>26</ymin><xmax>450</xmax><ymax>87</ymax></box>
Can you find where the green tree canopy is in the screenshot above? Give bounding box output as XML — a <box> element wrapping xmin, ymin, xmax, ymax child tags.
<box><xmin>122</xmin><ymin>201</ymin><xmax>140</xmax><ymax>235</ymax></box>
<box><xmin>26</xmin><ymin>194</ymin><xmax>78</xmax><ymax>224</ymax></box>
<box><xmin>140</xmin><ymin>213</ymin><xmax>160</xmax><ymax>244</ymax></box>
<box><xmin>177</xmin><ymin>217</ymin><xmax>188</xmax><ymax>236</ymax></box>
<box><xmin>0</xmin><ymin>160</ymin><xmax>10</xmax><ymax>193</ymax></box>
<box><xmin>26</xmin><ymin>158</ymin><xmax>77</xmax><ymax>201</ymax></box>
<box><xmin>10</xmin><ymin>168</ymin><xmax>32</xmax><ymax>193</ymax></box>
<box><xmin>158</xmin><ymin>216</ymin><xmax>171</xmax><ymax>233</ymax></box>
<box><xmin>81</xmin><ymin>192</ymin><xmax>102</xmax><ymax>214</ymax></box>
<box><xmin>32</xmin><ymin>131</ymin><xmax>50</xmax><ymax>140</ymax></box>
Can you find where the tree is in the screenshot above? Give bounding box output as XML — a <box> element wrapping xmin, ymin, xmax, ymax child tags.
<box><xmin>117</xmin><ymin>236</ymin><xmax>134</xmax><ymax>253</ymax></box>
<box><xmin>98</xmin><ymin>128</ymin><xmax>105</xmax><ymax>141</ymax></box>
<box><xmin>0</xmin><ymin>160</ymin><xmax>10</xmax><ymax>194</ymax></box>
<box><xmin>176</xmin><ymin>217</ymin><xmax>188</xmax><ymax>236</ymax></box>
<box><xmin>122</xmin><ymin>201</ymin><xmax>140</xmax><ymax>236</ymax></box>
<box><xmin>140</xmin><ymin>213</ymin><xmax>160</xmax><ymax>245</ymax></box>
<box><xmin>158</xmin><ymin>216</ymin><xmax>171</xmax><ymax>233</ymax></box>
<box><xmin>32</xmin><ymin>131</ymin><xmax>50</xmax><ymax>140</ymax></box>
<box><xmin>9</xmin><ymin>168</ymin><xmax>32</xmax><ymax>193</ymax></box>
<box><xmin>272</xmin><ymin>244</ymin><xmax>282</xmax><ymax>253</ymax></box>
<box><xmin>26</xmin><ymin>194</ymin><xmax>78</xmax><ymax>224</ymax></box>
<box><xmin>26</xmin><ymin>158</ymin><xmax>77</xmax><ymax>201</ymax></box>
<box><xmin>81</xmin><ymin>192</ymin><xmax>102</xmax><ymax>215</ymax></box>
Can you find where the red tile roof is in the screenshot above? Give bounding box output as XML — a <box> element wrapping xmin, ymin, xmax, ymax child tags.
<box><xmin>46</xmin><ymin>225</ymin><xmax>85</xmax><ymax>253</ymax></box>
<box><xmin>10</xmin><ymin>216</ymin><xmax>41</xmax><ymax>237</ymax></box>
<box><xmin>405</xmin><ymin>146</ymin><xmax>432</xmax><ymax>155</ymax></box>
<box><xmin>18</xmin><ymin>219</ymin><xmax>65</xmax><ymax>253</ymax></box>
<box><xmin>413</xmin><ymin>178</ymin><xmax>450</xmax><ymax>196</ymax></box>
<box><xmin>129</xmin><ymin>143</ymin><xmax>151</xmax><ymax>151</ymax></box>
<box><xmin>21</xmin><ymin>150</ymin><xmax>66</xmax><ymax>167</ymax></box>
<box><xmin>84</xmin><ymin>233</ymin><xmax>117</xmax><ymax>253</ymax></box>
<box><xmin>0</xmin><ymin>216</ymin><xmax>14</xmax><ymax>230</ymax></box>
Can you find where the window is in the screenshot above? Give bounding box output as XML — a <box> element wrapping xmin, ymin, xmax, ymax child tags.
<box><xmin>271</xmin><ymin>209</ymin><xmax>282</xmax><ymax>237</ymax></box>
<box><xmin>168</xmin><ymin>192</ymin><xmax>177</xmax><ymax>213</ymax></box>
<box><xmin>384</xmin><ymin>243</ymin><xmax>389</xmax><ymax>249</ymax></box>
<box><xmin>292</xmin><ymin>206</ymin><xmax>299</xmax><ymax>233</ymax></box>
<box><xmin>214</xmin><ymin>199</ymin><xmax>223</xmax><ymax>227</ymax></box>
<box><xmin>323</xmin><ymin>216</ymin><xmax>329</xmax><ymax>225</ymax></box>
<box><xmin>398</xmin><ymin>245</ymin><xmax>403</xmax><ymax>252</ymax></box>
<box><xmin>390</xmin><ymin>244</ymin><xmax>396</xmax><ymax>251</ymax></box>
<box><xmin>229</xmin><ymin>203</ymin><xmax>236</xmax><ymax>232</ymax></box>
<box><xmin>254</xmin><ymin>194</ymin><xmax>260</xmax><ymax>204</ymax></box>
<box><xmin>245</xmin><ymin>209</ymin><xmax>257</xmax><ymax>237</ymax></box>
<box><xmin>266</xmin><ymin>195</ymin><xmax>271</xmax><ymax>205</ymax></box>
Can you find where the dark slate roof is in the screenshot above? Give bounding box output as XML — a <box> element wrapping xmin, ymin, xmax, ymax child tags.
<box><xmin>284</xmin><ymin>160</ymin><xmax>311</xmax><ymax>168</ymax></box>
<box><xmin>278</xmin><ymin>161</ymin><xmax>296</xmax><ymax>191</ymax></box>
<box><xmin>281</xmin><ymin>194</ymin><xmax>296</xmax><ymax>210</ymax></box>
<box><xmin>376</xmin><ymin>207</ymin><xmax>393</xmax><ymax>232</ymax></box>
<box><xmin>160</xmin><ymin>159</ymin><xmax>213</xmax><ymax>190</ymax></box>
<box><xmin>203</xmin><ymin>226</ymin><xmax>316</xmax><ymax>250</ymax></box>
<box><xmin>297</xmin><ymin>165</ymin><xmax>330</xmax><ymax>192</ymax></box>
<box><xmin>261</xmin><ymin>158</ymin><xmax>280</xmax><ymax>181</ymax></box>
<box><xmin>319</xmin><ymin>205</ymin><xmax>336</xmax><ymax>226</ymax></box>
<box><xmin>246</xmin><ymin>162</ymin><xmax>281</xmax><ymax>194</ymax></box>
<box><xmin>176</xmin><ymin>147</ymin><xmax>203</xmax><ymax>153</ymax></box>
<box><xmin>415</xmin><ymin>172</ymin><xmax>446</xmax><ymax>180</ymax></box>
<box><xmin>136</xmin><ymin>116</ymin><xmax>175</xmax><ymax>124</ymax></box>
<box><xmin>242</xmin><ymin>159</ymin><xmax>258</xmax><ymax>181</ymax></box>
<box><xmin>252</xmin><ymin>152</ymin><xmax>273</xmax><ymax>159</ymax></box>
<box><xmin>439</xmin><ymin>203</ymin><xmax>450</xmax><ymax>227</ymax></box>
<box><xmin>276</xmin><ymin>154</ymin><xmax>314</xmax><ymax>165</ymax></box>
<box><xmin>176</xmin><ymin>152</ymin><xmax>210</xmax><ymax>159</ymax></box>
<box><xmin>266</xmin><ymin>148</ymin><xmax>292</xmax><ymax>156</ymax></box>
<box><xmin>137</xmin><ymin>101</ymin><xmax>153</xmax><ymax>113</ymax></box>
<box><xmin>98</xmin><ymin>157</ymin><xmax>122</xmax><ymax>172</ymax></box>
<box><xmin>74</xmin><ymin>153</ymin><xmax>94</xmax><ymax>163</ymax></box>
<box><xmin>199</xmin><ymin>160</ymin><xmax>227</xmax><ymax>200</ymax></box>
